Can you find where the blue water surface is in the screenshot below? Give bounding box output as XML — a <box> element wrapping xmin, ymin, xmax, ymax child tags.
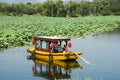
<box><xmin>0</xmin><ymin>32</ymin><xmax>120</xmax><ymax>80</ymax></box>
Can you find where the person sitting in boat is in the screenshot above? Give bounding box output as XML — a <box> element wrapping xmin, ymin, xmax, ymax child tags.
<box><xmin>58</xmin><ymin>45</ymin><xmax>63</xmax><ymax>52</ymax></box>
<box><xmin>63</xmin><ymin>45</ymin><xmax>66</xmax><ymax>52</ymax></box>
<box><xmin>54</xmin><ymin>42</ymin><xmax>59</xmax><ymax>53</ymax></box>
<box><xmin>35</xmin><ymin>43</ymin><xmax>41</xmax><ymax>50</ymax></box>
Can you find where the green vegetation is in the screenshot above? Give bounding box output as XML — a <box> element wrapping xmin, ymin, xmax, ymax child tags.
<box><xmin>0</xmin><ymin>0</ymin><xmax>120</xmax><ymax>17</ymax></box>
<box><xmin>0</xmin><ymin>16</ymin><xmax>120</xmax><ymax>49</ymax></box>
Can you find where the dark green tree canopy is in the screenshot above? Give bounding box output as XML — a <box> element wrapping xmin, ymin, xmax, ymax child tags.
<box><xmin>0</xmin><ymin>0</ymin><xmax>119</xmax><ymax>16</ymax></box>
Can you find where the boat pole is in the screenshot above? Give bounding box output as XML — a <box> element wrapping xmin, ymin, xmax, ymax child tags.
<box><xmin>74</xmin><ymin>53</ymin><xmax>90</xmax><ymax>64</ymax></box>
<box><xmin>79</xmin><ymin>56</ymin><xmax>90</xmax><ymax>64</ymax></box>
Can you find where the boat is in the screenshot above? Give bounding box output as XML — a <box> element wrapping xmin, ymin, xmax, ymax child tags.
<box><xmin>27</xmin><ymin>36</ymin><xmax>83</xmax><ymax>61</ymax></box>
<box><xmin>30</xmin><ymin>58</ymin><xmax>83</xmax><ymax>80</ymax></box>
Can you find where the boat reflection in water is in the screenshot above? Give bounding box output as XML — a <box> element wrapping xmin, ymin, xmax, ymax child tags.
<box><xmin>30</xmin><ymin>58</ymin><xmax>83</xmax><ymax>80</ymax></box>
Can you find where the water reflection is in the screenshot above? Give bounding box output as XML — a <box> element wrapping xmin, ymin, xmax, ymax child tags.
<box><xmin>29</xmin><ymin>58</ymin><xmax>83</xmax><ymax>80</ymax></box>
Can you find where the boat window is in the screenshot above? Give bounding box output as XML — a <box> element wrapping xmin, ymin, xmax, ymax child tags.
<box><xmin>61</xmin><ymin>41</ymin><xmax>67</xmax><ymax>47</ymax></box>
<box><xmin>35</xmin><ymin>40</ymin><xmax>41</xmax><ymax>45</ymax></box>
<box><xmin>46</xmin><ymin>41</ymin><xmax>50</xmax><ymax>49</ymax></box>
<box><xmin>42</xmin><ymin>41</ymin><xmax>46</xmax><ymax>49</ymax></box>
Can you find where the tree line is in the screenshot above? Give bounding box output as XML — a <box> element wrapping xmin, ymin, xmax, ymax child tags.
<box><xmin>0</xmin><ymin>0</ymin><xmax>120</xmax><ymax>17</ymax></box>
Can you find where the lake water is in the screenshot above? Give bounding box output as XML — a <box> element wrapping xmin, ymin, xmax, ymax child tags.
<box><xmin>0</xmin><ymin>32</ymin><xmax>120</xmax><ymax>80</ymax></box>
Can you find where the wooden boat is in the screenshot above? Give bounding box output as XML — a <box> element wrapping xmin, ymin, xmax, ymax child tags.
<box><xmin>27</xmin><ymin>36</ymin><xmax>83</xmax><ymax>61</ymax></box>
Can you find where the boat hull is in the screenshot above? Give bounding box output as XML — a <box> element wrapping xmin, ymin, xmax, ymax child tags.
<box><xmin>27</xmin><ymin>48</ymin><xmax>83</xmax><ymax>61</ymax></box>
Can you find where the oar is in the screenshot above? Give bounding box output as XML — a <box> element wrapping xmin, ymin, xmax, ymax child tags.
<box><xmin>74</xmin><ymin>53</ymin><xmax>90</xmax><ymax>64</ymax></box>
<box><xmin>79</xmin><ymin>56</ymin><xmax>90</xmax><ymax>64</ymax></box>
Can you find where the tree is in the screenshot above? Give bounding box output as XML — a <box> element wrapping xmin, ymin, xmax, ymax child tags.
<box><xmin>25</xmin><ymin>4</ymin><xmax>36</xmax><ymax>15</ymax></box>
<box><xmin>43</xmin><ymin>0</ymin><xmax>55</xmax><ymax>16</ymax></box>
<box><xmin>12</xmin><ymin>3</ymin><xmax>25</xmax><ymax>16</ymax></box>
<box><xmin>65</xmin><ymin>1</ymin><xmax>78</xmax><ymax>17</ymax></box>
<box><xmin>0</xmin><ymin>3</ymin><xmax>8</xmax><ymax>13</ymax></box>
<box><xmin>34</xmin><ymin>3</ymin><xmax>43</xmax><ymax>15</ymax></box>
<box><xmin>55</xmin><ymin>0</ymin><xmax>66</xmax><ymax>17</ymax></box>
<box><xmin>109</xmin><ymin>0</ymin><xmax>120</xmax><ymax>15</ymax></box>
<box><xmin>78</xmin><ymin>1</ymin><xmax>91</xmax><ymax>16</ymax></box>
<box><xmin>92</xmin><ymin>0</ymin><xmax>111</xmax><ymax>16</ymax></box>
<box><xmin>0</xmin><ymin>0</ymin><xmax>119</xmax><ymax>16</ymax></box>
<box><xmin>101</xmin><ymin>0</ymin><xmax>111</xmax><ymax>15</ymax></box>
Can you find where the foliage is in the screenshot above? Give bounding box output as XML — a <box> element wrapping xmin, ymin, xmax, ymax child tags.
<box><xmin>0</xmin><ymin>16</ymin><xmax>120</xmax><ymax>49</ymax></box>
<box><xmin>0</xmin><ymin>0</ymin><xmax>120</xmax><ymax>17</ymax></box>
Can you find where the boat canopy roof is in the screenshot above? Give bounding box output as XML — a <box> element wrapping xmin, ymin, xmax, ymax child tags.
<box><xmin>33</xmin><ymin>36</ymin><xmax>70</xmax><ymax>42</ymax></box>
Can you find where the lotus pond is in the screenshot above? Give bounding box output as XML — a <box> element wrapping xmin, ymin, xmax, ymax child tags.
<box><xmin>0</xmin><ymin>16</ymin><xmax>120</xmax><ymax>49</ymax></box>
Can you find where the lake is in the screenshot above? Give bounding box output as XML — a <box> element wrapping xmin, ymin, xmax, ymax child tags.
<box><xmin>0</xmin><ymin>32</ymin><xmax>120</xmax><ymax>80</ymax></box>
